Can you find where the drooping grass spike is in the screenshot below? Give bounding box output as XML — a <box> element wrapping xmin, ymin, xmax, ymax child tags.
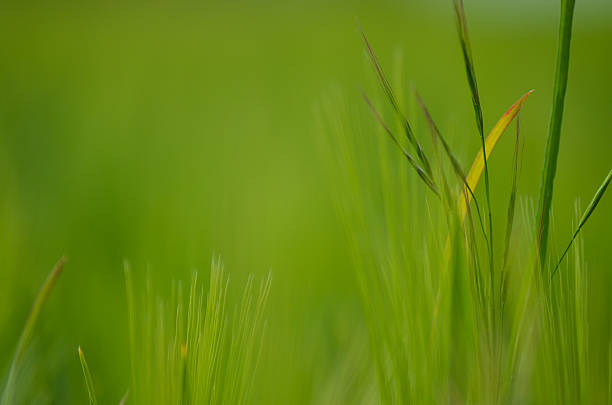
<box><xmin>360</xmin><ymin>27</ymin><xmax>433</xmax><ymax>177</ymax></box>
<box><xmin>362</xmin><ymin>92</ymin><xmax>440</xmax><ymax>197</ymax></box>
<box><xmin>416</xmin><ymin>91</ymin><xmax>487</xmax><ymax>241</ymax></box>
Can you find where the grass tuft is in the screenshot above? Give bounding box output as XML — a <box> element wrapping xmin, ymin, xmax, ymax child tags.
<box><xmin>124</xmin><ymin>257</ymin><xmax>271</xmax><ymax>405</ymax></box>
<box><xmin>324</xmin><ymin>0</ymin><xmax>609</xmax><ymax>402</ymax></box>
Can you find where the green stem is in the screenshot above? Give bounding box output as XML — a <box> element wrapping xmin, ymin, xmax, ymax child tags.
<box><xmin>536</xmin><ymin>0</ymin><xmax>576</xmax><ymax>269</ymax></box>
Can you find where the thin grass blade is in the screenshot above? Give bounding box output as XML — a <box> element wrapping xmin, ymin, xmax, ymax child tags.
<box><xmin>78</xmin><ymin>346</ymin><xmax>98</xmax><ymax>405</ymax></box>
<box><xmin>1</xmin><ymin>256</ymin><xmax>66</xmax><ymax>405</ymax></box>
<box><xmin>551</xmin><ymin>168</ymin><xmax>612</xmax><ymax>279</ymax></box>
<box><xmin>503</xmin><ymin>113</ymin><xmax>523</xmax><ymax>269</ymax></box>
<box><xmin>501</xmin><ymin>113</ymin><xmax>523</xmax><ymax>311</ymax></box>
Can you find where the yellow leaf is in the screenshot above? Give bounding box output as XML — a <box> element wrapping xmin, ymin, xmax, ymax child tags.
<box><xmin>431</xmin><ymin>90</ymin><xmax>533</xmax><ymax>343</ymax></box>
<box><xmin>458</xmin><ymin>90</ymin><xmax>534</xmax><ymax>222</ymax></box>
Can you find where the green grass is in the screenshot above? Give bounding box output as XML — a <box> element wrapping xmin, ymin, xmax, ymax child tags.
<box><xmin>322</xmin><ymin>0</ymin><xmax>611</xmax><ymax>403</ymax></box>
<box><xmin>1</xmin><ymin>257</ymin><xmax>65</xmax><ymax>405</ymax></box>
<box><xmin>453</xmin><ymin>0</ymin><xmax>496</xmax><ymax>323</ymax></box>
<box><xmin>78</xmin><ymin>346</ymin><xmax>98</xmax><ymax>405</ymax></box>
<box><xmin>3</xmin><ymin>257</ymin><xmax>271</xmax><ymax>404</ymax></box>
<box><xmin>1</xmin><ymin>1</ymin><xmax>611</xmax><ymax>404</ymax></box>
<box><xmin>552</xmin><ymin>168</ymin><xmax>612</xmax><ymax>278</ymax></box>
<box><xmin>123</xmin><ymin>258</ymin><xmax>271</xmax><ymax>404</ymax></box>
<box><xmin>536</xmin><ymin>0</ymin><xmax>577</xmax><ymax>269</ymax></box>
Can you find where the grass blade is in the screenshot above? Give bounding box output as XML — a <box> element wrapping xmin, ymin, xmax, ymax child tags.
<box><xmin>123</xmin><ymin>261</ymin><xmax>138</xmax><ymax>403</ymax></box>
<box><xmin>360</xmin><ymin>27</ymin><xmax>433</xmax><ymax>176</ymax></box>
<box><xmin>362</xmin><ymin>92</ymin><xmax>439</xmax><ymax>197</ymax></box>
<box><xmin>536</xmin><ymin>0</ymin><xmax>577</xmax><ymax>267</ymax></box>
<box><xmin>551</xmin><ymin>168</ymin><xmax>612</xmax><ymax>279</ymax></box>
<box><xmin>78</xmin><ymin>346</ymin><xmax>99</xmax><ymax>405</ymax></box>
<box><xmin>501</xmin><ymin>113</ymin><xmax>523</xmax><ymax>310</ymax></box>
<box><xmin>458</xmin><ymin>90</ymin><xmax>533</xmax><ymax>221</ymax></box>
<box><xmin>503</xmin><ymin>113</ymin><xmax>522</xmax><ymax>269</ymax></box>
<box><xmin>118</xmin><ymin>390</ymin><xmax>129</xmax><ymax>405</ymax></box>
<box><xmin>1</xmin><ymin>256</ymin><xmax>66</xmax><ymax>405</ymax></box>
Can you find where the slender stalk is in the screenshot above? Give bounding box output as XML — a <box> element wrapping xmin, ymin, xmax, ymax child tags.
<box><xmin>536</xmin><ymin>0</ymin><xmax>577</xmax><ymax>269</ymax></box>
<box><xmin>551</xmin><ymin>168</ymin><xmax>612</xmax><ymax>279</ymax></box>
<box><xmin>78</xmin><ymin>346</ymin><xmax>98</xmax><ymax>405</ymax></box>
<box><xmin>1</xmin><ymin>257</ymin><xmax>65</xmax><ymax>405</ymax></box>
<box><xmin>453</xmin><ymin>0</ymin><xmax>495</xmax><ymax>321</ymax></box>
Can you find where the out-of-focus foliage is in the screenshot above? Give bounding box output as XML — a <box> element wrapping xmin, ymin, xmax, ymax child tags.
<box><xmin>0</xmin><ymin>1</ymin><xmax>610</xmax><ymax>403</ymax></box>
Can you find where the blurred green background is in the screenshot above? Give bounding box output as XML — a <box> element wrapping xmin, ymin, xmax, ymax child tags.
<box><xmin>0</xmin><ymin>0</ymin><xmax>610</xmax><ymax>403</ymax></box>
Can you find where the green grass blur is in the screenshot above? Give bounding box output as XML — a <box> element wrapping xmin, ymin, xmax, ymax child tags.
<box><xmin>0</xmin><ymin>1</ymin><xmax>611</xmax><ymax>403</ymax></box>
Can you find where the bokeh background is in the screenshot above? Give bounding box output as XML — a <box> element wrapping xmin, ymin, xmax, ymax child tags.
<box><xmin>1</xmin><ymin>0</ymin><xmax>610</xmax><ymax>403</ymax></box>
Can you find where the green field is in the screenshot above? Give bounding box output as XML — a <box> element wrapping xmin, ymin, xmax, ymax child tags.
<box><xmin>1</xmin><ymin>1</ymin><xmax>611</xmax><ymax>403</ymax></box>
